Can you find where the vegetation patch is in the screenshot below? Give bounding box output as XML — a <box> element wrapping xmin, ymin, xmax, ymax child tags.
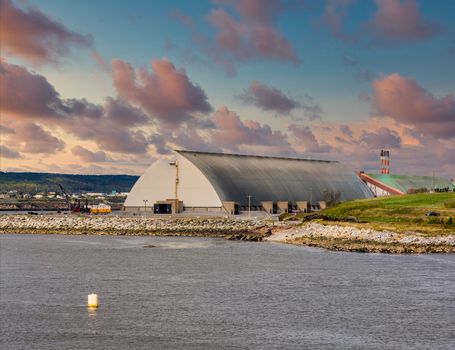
<box><xmin>280</xmin><ymin>193</ymin><xmax>455</xmax><ymax>235</ymax></box>
<box><xmin>320</xmin><ymin>193</ymin><xmax>455</xmax><ymax>235</ymax></box>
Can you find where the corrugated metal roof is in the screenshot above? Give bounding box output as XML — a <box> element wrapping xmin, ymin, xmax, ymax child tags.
<box><xmin>367</xmin><ymin>174</ymin><xmax>455</xmax><ymax>193</ymax></box>
<box><xmin>177</xmin><ymin>150</ymin><xmax>373</xmax><ymax>205</ymax></box>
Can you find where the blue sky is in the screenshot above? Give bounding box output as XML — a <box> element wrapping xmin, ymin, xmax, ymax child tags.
<box><xmin>1</xmin><ymin>0</ymin><xmax>454</xmax><ymax>177</ymax></box>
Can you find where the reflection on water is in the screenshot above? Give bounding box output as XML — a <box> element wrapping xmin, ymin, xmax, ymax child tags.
<box><xmin>87</xmin><ymin>307</ymin><xmax>97</xmax><ymax>317</ymax></box>
<box><xmin>1</xmin><ymin>234</ymin><xmax>454</xmax><ymax>350</ymax></box>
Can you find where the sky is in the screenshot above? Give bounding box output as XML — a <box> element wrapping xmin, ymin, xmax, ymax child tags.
<box><xmin>0</xmin><ymin>0</ymin><xmax>454</xmax><ymax>178</ymax></box>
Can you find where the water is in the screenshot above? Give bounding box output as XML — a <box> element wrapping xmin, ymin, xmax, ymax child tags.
<box><xmin>1</xmin><ymin>234</ymin><xmax>454</xmax><ymax>349</ymax></box>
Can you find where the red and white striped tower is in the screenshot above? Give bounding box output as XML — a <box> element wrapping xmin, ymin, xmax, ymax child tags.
<box><xmin>380</xmin><ymin>150</ymin><xmax>390</xmax><ymax>174</ymax></box>
<box><xmin>385</xmin><ymin>150</ymin><xmax>390</xmax><ymax>174</ymax></box>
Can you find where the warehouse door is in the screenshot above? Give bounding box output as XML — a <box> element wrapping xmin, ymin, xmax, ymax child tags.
<box><xmin>154</xmin><ymin>203</ymin><xmax>172</xmax><ymax>214</ymax></box>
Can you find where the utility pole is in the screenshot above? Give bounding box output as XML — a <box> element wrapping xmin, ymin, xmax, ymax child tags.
<box><xmin>433</xmin><ymin>170</ymin><xmax>435</xmax><ymax>192</ymax></box>
<box><xmin>247</xmin><ymin>195</ymin><xmax>252</xmax><ymax>218</ymax></box>
<box><xmin>169</xmin><ymin>160</ymin><xmax>179</xmax><ymax>214</ymax></box>
<box><xmin>143</xmin><ymin>199</ymin><xmax>148</xmax><ymax>213</ymax></box>
<box><xmin>310</xmin><ymin>188</ymin><xmax>313</xmax><ymax>212</ymax></box>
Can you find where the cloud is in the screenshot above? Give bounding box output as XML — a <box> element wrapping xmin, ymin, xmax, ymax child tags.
<box><xmin>0</xmin><ymin>60</ymin><xmax>103</xmax><ymax>120</ymax></box>
<box><xmin>300</xmin><ymin>94</ymin><xmax>323</xmax><ymax>120</ymax></box>
<box><xmin>148</xmin><ymin>133</ymin><xmax>172</xmax><ymax>155</ymax></box>
<box><xmin>171</xmin><ymin>9</ymin><xmax>238</xmax><ymax>76</ymax></box>
<box><xmin>173</xmin><ymin>1</ymin><xmax>300</xmax><ymax>75</ymax></box>
<box><xmin>372</xmin><ymin>74</ymin><xmax>455</xmax><ymax>138</ymax></box>
<box><xmin>237</xmin><ymin>81</ymin><xmax>322</xmax><ymax>119</ymax></box>
<box><xmin>214</xmin><ymin>0</ymin><xmax>289</xmax><ymax>23</ymax></box>
<box><xmin>0</xmin><ymin>60</ymin><xmax>151</xmax><ymax>154</ymax></box>
<box><xmin>71</xmin><ymin>146</ymin><xmax>111</xmax><ymax>162</ymax></box>
<box><xmin>0</xmin><ymin>125</ymin><xmax>15</xmax><ymax>134</ymax></box>
<box><xmin>238</xmin><ymin>80</ymin><xmax>299</xmax><ymax>114</ymax></box>
<box><xmin>360</xmin><ymin>127</ymin><xmax>402</xmax><ymax>149</ymax></box>
<box><xmin>0</xmin><ymin>0</ymin><xmax>92</xmax><ymax>65</ymax></box>
<box><xmin>92</xmin><ymin>51</ymin><xmax>110</xmax><ymax>72</ymax></box>
<box><xmin>211</xmin><ymin>106</ymin><xmax>291</xmax><ymax>151</ymax></box>
<box><xmin>369</xmin><ymin>0</ymin><xmax>442</xmax><ymax>43</ymax></box>
<box><xmin>0</xmin><ymin>59</ymin><xmax>62</xmax><ymax>118</ymax></box>
<box><xmin>322</xmin><ymin>0</ymin><xmax>356</xmax><ymax>42</ymax></box>
<box><xmin>112</xmin><ymin>59</ymin><xmax>212</xmax><ymax>128</ymax></box>
<box><xmin>14</xmin><ymin>122</ymin><xmax>65</xmax><ymax>154</ymax></box>
<box><xmin>288</xmin><ymin>124</ymin><xmax>332</xmax><ymax>153</ymax></box>
<box><xmin>339</xmin><ymin>124</ymin><xmax>353</xmax><ymax>137</ymax></box>
<box><xmin>59</xmin><ymin>116</ymin><xmax>150</xmax><ymax>154</ymax></box>
<box><xmin>208</xmin><ymin>7</ymin><xmax>299</xmax><ymax>64</ymax></box>
<box><xmin>103</xmin><ymin>97</ymin><xmax>149</xmax><ymax>126</ymax></box>
<box><xmin>0</xmin><ymin>145</ymin><xmax>21</xmax><ymax>159</ymax></box>
<box><xmin>341</xmin><ymin>54</ymin><xmax>372</xmax><ymax>82</ymax></box>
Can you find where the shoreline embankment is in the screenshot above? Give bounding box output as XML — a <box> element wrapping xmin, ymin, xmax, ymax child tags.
<box><xmin>0</xmin><ymin>214</ymin><xmax>454</xmax><ymax>253</ymax></box>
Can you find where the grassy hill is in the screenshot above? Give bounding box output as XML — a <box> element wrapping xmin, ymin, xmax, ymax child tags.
<box><xmin>321</xmin><ymin>193</ymin><xmax>455</xmax><ymax>235</ymax></box>
<box><xmin>0</xmin><ymin>172</ymin><xmax>139</xmax><ymax>194</ymax></box>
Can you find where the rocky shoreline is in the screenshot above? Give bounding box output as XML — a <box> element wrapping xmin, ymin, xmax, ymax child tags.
<box><xmin>1</xmin><ymin>214</ymin><xmax>454</xmax><ymax>253</ymax></box>
<box><xmin>266</xmin><ymin>222</ymin><xmax>455</xmax><ymax>253</ymax></box>
<box><xmin>0</xmin><ymin>214</ymin><xmax>274</xmax><ymax>241</ymax></box>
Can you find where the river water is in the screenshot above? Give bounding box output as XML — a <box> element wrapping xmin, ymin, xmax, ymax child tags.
<box><xmin>1</xmin><ymin>234</ymin><xmax>454</xmax><ymax>349</ymax></box>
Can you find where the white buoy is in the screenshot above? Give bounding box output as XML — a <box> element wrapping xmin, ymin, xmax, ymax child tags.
<box><xmin>87</xmin><ymin>293</ymin><xmax>98</xmax><ymax>308</ymax></box>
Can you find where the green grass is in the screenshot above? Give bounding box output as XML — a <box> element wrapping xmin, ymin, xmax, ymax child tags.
<box><xmin>320</xmin><ymin>193</ymin><xmax>455</xmax><ymax>235</ymax></box>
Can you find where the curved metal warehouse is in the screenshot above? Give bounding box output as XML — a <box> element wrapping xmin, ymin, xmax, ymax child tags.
<box><xmin>124</xmin><ymin>150</ymin><xmax>373</xmax><ymax>214</ymax></box>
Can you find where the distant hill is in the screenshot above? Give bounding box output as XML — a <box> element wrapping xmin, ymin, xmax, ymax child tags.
<box><xmin>0</xmin><ymin>172</ymin><xmax>139</xmax><ymax>194</ymax></box>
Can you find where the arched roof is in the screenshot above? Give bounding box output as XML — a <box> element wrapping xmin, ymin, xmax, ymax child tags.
<box><xmin>177</xmin><ymin>150</ymin><xmax>373</xmax><ymax>206</ymax></box>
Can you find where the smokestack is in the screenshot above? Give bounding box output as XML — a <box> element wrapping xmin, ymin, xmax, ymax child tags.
<box><xmin>380</xmin><ymin>149</ymin><xmax>390</xmax><ymax>174</ymax></box>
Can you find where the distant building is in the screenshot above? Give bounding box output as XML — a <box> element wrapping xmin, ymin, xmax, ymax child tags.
<box><xmin>359</xmin><ymin>173</ymin><xmax>455</xmax><ymax>196</ymax></box>
<box><xmin>124</xmin><ymin>150</ymin><xmax>373</xmax><ymax>214</ymax></box>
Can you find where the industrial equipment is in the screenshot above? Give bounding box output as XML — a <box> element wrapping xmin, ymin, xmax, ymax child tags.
<box><xmin>58</xmin><ymin>184</ymin><xmax>89</xmax><ymax>213</ymax></box>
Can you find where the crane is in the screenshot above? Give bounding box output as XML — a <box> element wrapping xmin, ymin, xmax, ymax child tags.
<box><xmin>58</xmin><ymin>183</ymin><xmax>73</xmax><ymax>211</ymax></box>
<box><xmin>58</xmin><ymin>184</ymin><xmax>88</xmax><ymax>213</ymax></box>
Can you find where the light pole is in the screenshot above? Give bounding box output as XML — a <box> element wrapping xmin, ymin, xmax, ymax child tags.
<box><xmin>309</xmin><ymin>188</ymin><xmax>312</xmax><ymax>212</ymax></box>
<box><xmin>143</xmin><ymin>199</ymin><xmax>148</xmax><ymax>214</ymax></box>
<box><xmin>247</xmin><ymin>195</ymin><xmax>252</xmax><ymax>218</ymax></box>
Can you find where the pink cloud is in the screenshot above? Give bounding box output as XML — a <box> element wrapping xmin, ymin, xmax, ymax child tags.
<box><xmin>58</xmin><ymin>115</ymin><xmax>150</xmax><ymax>155</ymax></box>
<box><xmin>373</xmin><ymin>74</ymin><xmax>455</xmax><ymax>138</ymax></box>
<box><xmin>369</xmin><ymin>0</ymin><xmax>441</xmax><ymax>42</ymax></box>
<box><xmin>322</xmin><ymin>0</ymin><xmax>356</xmax><ymax>42</ymax></box>
<box><xmin>92</xmin><ymin>51</ymin><xmax>110</xmax><ymax>72</ymax></box>
<box><xmin>103</xmin><ymin>97</ymin><xmax>148</xmax><ymax>127</ymax></box>
<box><xmin>239</xmin><ymin>81</ymin><xmax>299</xmax><ymax>114</ymax></box>
<box><xmin>0</xmin><ymin>145</ymin><xmax>21</xmax><ymax>159</ymax></box>
<box><xmin>172</xmin><ymin>9</ymin><xmax>238</xmax><ymax>76</ymax></box>
<box><xmin>208</xmin><ymin>8</ymin><xmax>298</xmax><ymax>64</ymax></box>
<box><xmin>71</xmin><ymin>146</ymin><xmax>111</xmax><ymax>162</ymax></box>
<box><xmin>173</xmin><ymin>1</ymin><xmax>299</xmax><ymax>75</ymax></box>
<box><xmin>238</xmin><ymin>81</ymin><xmax>322</xmax><ymax>119</ymax></box>
<box><xmin>360</xmin><ymin>127</ymin><xmax>402</xmax><ymax>149</ymax></box>
<box><xmin>0</xmin><ymin>59</ymin><xmax>62</xmax><ymax>118</ymax></box>
<box><xmin>0</xmin><ymin>60</ymin><xmax>151</xmax><ymax>154</ymax></box>
<box><xmin>215</xmin><ymin>0</ymin><xmax>287</xmax><ymax>23</ymax></box>
<box><xmin>211</xmin><ymin>106</ymin><xmax>291</xmax><ymax>151</ymax></box>
<box><xmin>112</xmin><ymin>59</ymin><xmax>212</xmax><ymax>128</ymax></box>
<box><xmin>14</xmin><ymin>122</ymin><xmax>65</xmax><ymax>154</ymax></box>
<box><xmin>288</xmin><ymin>124</ymin><xmax>332</xmax><ymax>153</ymax></box>
<box><xmin>0</xmin><ymin>0</ymin><xmax>92</xmax><ymax>65</ymax></box>
<box><xmin>302</xmin><ymin>117</ymin><xmax>455</xmax><ymax>177</ymax></box>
